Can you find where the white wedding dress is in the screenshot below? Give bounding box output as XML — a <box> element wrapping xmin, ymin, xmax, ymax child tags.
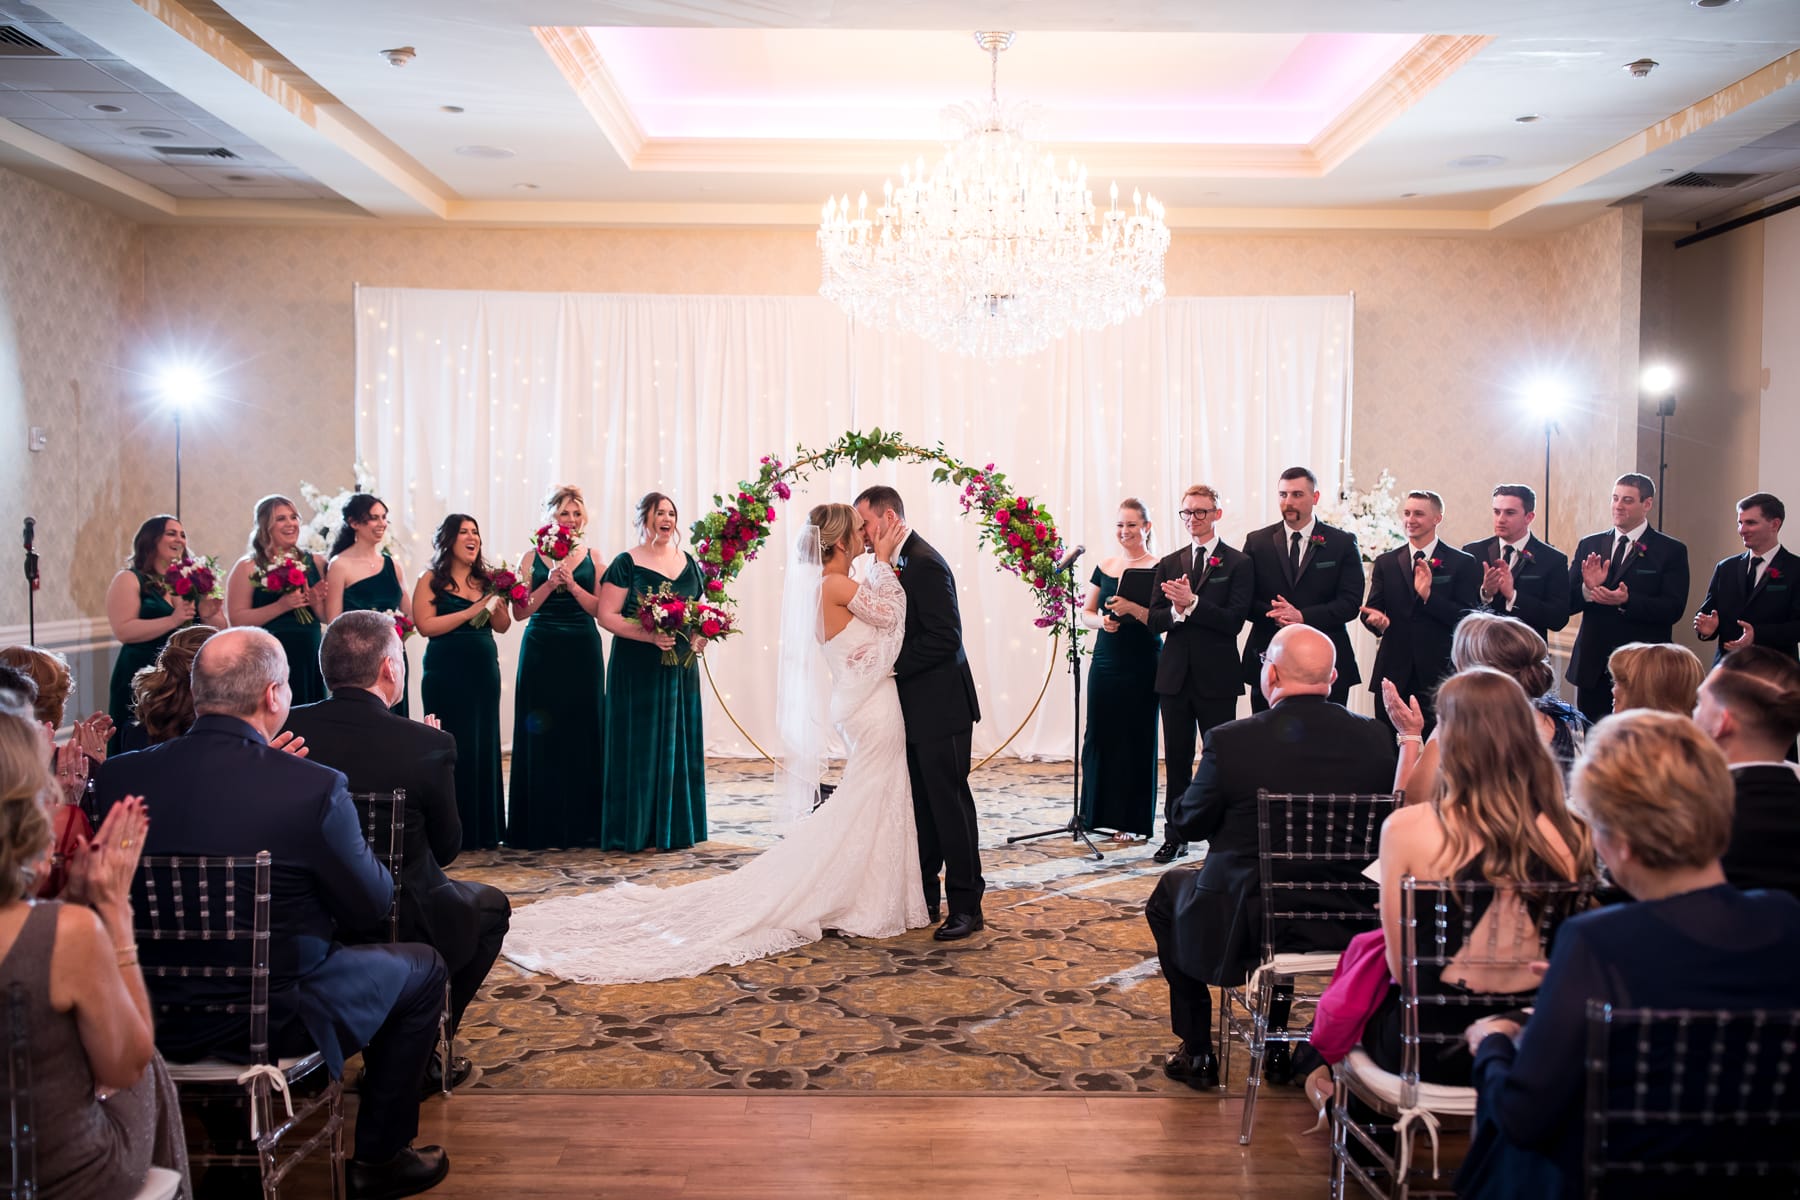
<box><xmin>502</xmin><ymin>560</ymin><xmax>929</xmax><ymax>985</ymax></box>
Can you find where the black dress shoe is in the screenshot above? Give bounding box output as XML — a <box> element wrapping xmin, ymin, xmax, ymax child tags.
<box><xmin>346</xmin><ymin>1146</ymin><xmax>450</xmax><ymax>1200</ymax></box>
<box><xmin>1162</xmin><ymin>1044</ymin><xmax>1220</xmax><ymax>1090</ymax></box>
<box><xmin>1152</xmin><ymin>841</ymin><xmax>1189</xmax><ymax>864</ymax></box>
<box><xmin>933</xmin><ymin>912</ymin><xmax>984</xmax><ymax>941</ymax></box>
<box><xmin>421</xmin><ymin>1055</ymin><xmax>472</xmax><ymax>1098</ymax></box>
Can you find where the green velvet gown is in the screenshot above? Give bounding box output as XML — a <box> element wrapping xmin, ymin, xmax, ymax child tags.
<box><xmin>1077</xmin><ymin>566</ymin><xmax>1163</xmax><ymax>837</ymax></box>
<box><xmin>340</xmin><ymin>554</ymin><xmax>410</xmax><ymax>717</ymax></box>
<box><xmin>599</xmin><ymin>551</ymin><xmax>707</xmax><ymax>852</ymax></box>
<box><xmin>420</xmin><ymin>590</ymin><xmax>504</xmax><ymax>849</ymax></box>
<box><xmin>507</xmin><ymin>554</ymin><xmax>606</xmax><ymax>848</ymax></box>
<box><xmin>252</xmin><ymin>555</ymin><xmax>326</xmax><ymax>705</ymax></box>
<box><xmin>107</xmin><ymin>574</ymin><xmax>174</xmax><ymax>753</ymax></box>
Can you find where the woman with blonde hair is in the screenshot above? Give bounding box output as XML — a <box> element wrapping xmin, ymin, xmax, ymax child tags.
<box><xmin>225</xmin><ymin>494</ymin><xmax>328</xmax><ymax>704</ymax></box>
<box><xmin>1606</xmin><ymin>641</ymin><xmax>1706</xmax><ymax>714</ymax></box>
<box><xmin>0</xmin><ymin>712</ymin><xmax>189</xmax><ymax>1197</ymax></box>
<box><xmin>1359</xmin><ymin>668</ymin><xmax>1595</xmax><ymax>1085</ymax></box>
<box><xmin>508</xmin><ymin>484</ymin><xmax>607</xmax><ymax>848</ymax></box>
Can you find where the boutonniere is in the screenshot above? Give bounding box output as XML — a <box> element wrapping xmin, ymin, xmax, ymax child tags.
<box><xmin>1770</xmin><ymin>567</ymin><xmax>1783</xmax><ymax>580</ymax></box>
<box><xmin>1518</xmin><ymin>549</ymin><xmax>1534</xmax><ymax>564</ymax></box>
<box><xmin>1207</xmin><ymin>555</ymin><xmax>1223</xmax><ymax>569</ymax></box>
<box><xmin>1310</xmin><ymin>534</ymin><xmax>1326</xmax><ymax>547</ymax></box>
<box><xmin>1430</xmin><ymin>557</ymin><xmax>1444</xmax><ymax>569</ymax></box>
<box><xmin>1635</xmin><ymin>541</ymin><xmax>1648</xmax><ymax>557</ymax></box>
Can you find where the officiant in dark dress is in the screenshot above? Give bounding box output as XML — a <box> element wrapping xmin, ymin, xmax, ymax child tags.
<box><xmin>1077</xmin><ymin>499</ymin><xmax>1162</xmax><ymax>839</ymax></box>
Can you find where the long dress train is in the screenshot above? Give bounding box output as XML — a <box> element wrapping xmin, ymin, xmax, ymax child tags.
<box><xmin>503</xmin><ymin>561</ymin><xmax>928</xmax><ymax>984</ymax></box>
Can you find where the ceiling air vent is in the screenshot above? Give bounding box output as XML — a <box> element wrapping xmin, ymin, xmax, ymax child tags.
<box><xmin>1662</xmin><ymin>171</ymin><xmax>1763</xmax><ymax>189</ymax></box>
<box><xmin>152</xmin><ymin>146</ymin><xmax>240</xmax><ymax>160</ymax></box>
<box><xmin>0</xmin><ymin>25</ymin><xmax>58</xmax><ymax>56</ymax></box>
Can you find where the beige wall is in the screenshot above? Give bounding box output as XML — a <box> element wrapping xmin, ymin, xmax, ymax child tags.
<box><xmin>1639</xmin><ymin>221</ymin><xmax>1767</xmax><ymax>658</ymax></box>
<box><xmin>140</xmin><ymin>213</ymin><xmax>1641</xmax><ymax>570</ymax></box>
<box><xmin>0</xmin><ymin>167</ymin><xmax>145</xmax><ymax>627</ymax></box>
<box><xmin>1763</xmin><ymin>205</ymin><xmax>1800</xmax><ymax>490</ymax></box>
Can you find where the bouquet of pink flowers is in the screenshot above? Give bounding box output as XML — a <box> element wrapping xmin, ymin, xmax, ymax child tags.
<box><xmin>165</xmin><ymin>555</ymin><xmax>221</xmax><ymax>601</ymax></box>
<box><xmin>253</xmin><ymin>556</ymin><xmax>314</xmax><ymax>623</ymax></box>
<box><xmin>388</xmin><ymin>611</ymin><xmax>416</xmax><ymax>641</ymax></box>
<box><xmin>637</xmin><ymin>584</ymin><xmax>693</xmax><ymax>667</ymax></box>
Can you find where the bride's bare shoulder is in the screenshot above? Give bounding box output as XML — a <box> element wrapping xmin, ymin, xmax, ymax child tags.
<box><xmin>821</xmin><ymin>574</ymin><xmax>858</xmax><ymax>605</ymax></box>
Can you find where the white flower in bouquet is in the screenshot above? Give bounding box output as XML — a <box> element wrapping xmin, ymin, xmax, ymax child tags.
<box><xmin>296</xmin><ymin>460</ymin><xmax>399</xmax><ymax>557</ymax></box>
<box><xmin>1318</xmin><ymin>469</ymin><xmax>1406</xmax><ymax>563</ymax></box>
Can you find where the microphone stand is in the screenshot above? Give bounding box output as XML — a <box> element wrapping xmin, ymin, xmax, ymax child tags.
<box><xmin>1008</xmin><ymin>548</ymin><xmax>1103</xmax><ymax>861</ymax></box>
<box><xmin>22</xmin><ymin>519</ymin><xmax>38</xmax><ymax>645</ymax></box>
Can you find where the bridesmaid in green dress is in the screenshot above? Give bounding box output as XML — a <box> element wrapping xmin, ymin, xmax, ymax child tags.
<box><xmin>415</xmin><ymin>513</ymin><xmax>512</xmax><ymax>850</ymax></box>
<box><xmin>323</xmin><ymin>493</ymin><xmax>413</xmax><ymax>717</ymax></box>
<box><xmin>507</xmin><ymin>484</ymin><xmax>606</xmax><ymax>849</ymax></box>
<box><xmin>225</xmin><ymin>495</ymin><xmax>327</xmax><ymax>705</ymax></box>
<box><xmin>1077</xmin><ymin>499</ymin><xmax>1164</xmax><ymax>839</ymax></box>
<box><xmin>596</xmin><ymin>492</ymin><xmax>708</xmax><ymax>852</ymax></box>
<box><xmin>104</xmin><ymin>515</ymin><xmax>223</xmax><ymax>752</ymax></box>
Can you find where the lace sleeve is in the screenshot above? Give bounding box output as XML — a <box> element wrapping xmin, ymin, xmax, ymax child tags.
<box><xmin>848</xmin><ymin>561</ymin><xmax>906</xmax><ymax>630</ymax></box>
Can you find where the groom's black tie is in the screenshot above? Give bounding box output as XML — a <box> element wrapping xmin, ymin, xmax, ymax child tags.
<box><xmin>1289</xmin><ymin>530</ymin><xmax>1303</xmax><ymax>577</ymax></box>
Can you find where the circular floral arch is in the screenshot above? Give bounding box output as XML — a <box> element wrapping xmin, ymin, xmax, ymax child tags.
<box><xmin>691</xmin><ymin>429</ymin><xmax>1075</xmax><ymax>762</ymax></box>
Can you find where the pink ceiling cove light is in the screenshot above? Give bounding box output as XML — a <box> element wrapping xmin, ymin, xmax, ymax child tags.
<box><xmin>584</xmin><ymin>28</ymin><xmax>1420</xmax><ymax>145</ymax></box>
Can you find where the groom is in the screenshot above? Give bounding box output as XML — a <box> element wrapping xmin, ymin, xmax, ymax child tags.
<box><xmin>855</xmin><ymin>486</ymin><xmax>986</xmax><ymax>940</ymax></box>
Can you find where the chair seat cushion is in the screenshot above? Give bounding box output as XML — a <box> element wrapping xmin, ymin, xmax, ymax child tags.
<box><xmin>164</xmin><ymin>1051</ymin><xmax>325</xmax><ymax>1084</ymax></box>
<box><xmin>134</xmin><ymin>1166</ymin><xmax>184</xmax><ymax>1200</ymax></box>
<box><xmin>1339</xmin><ymin>1047</ymin><xmax>1479</xmax><ymax>1117</ymax></box>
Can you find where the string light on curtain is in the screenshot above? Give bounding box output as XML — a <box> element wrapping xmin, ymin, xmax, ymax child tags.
<box><xmin>817</xmin><ymin>31</ymin><xmax>1170</xmax><ymax>361</ymax></box>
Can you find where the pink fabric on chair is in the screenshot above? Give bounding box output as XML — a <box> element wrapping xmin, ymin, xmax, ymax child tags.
<box><xmin>1309</xmin><ymin>927</ymin><xmax>1392</xmax><ymax>1064</ymax></box>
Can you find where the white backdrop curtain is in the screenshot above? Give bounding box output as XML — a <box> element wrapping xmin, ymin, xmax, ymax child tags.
<box><xmin>355</xmin><ymin>287</ymin><xmax>1352</xmax><ymax>758</ymax></box>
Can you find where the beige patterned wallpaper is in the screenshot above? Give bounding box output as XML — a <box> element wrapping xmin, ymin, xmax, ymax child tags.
<box><xmin>0</xmin><ymin>167</ymin><xmax>147</xmax><ymax>627</ymax></box>
<box><xmin>0</xmin><ymin>166</ymin><xmax>1646</xmax><ymax>625</ymax></box>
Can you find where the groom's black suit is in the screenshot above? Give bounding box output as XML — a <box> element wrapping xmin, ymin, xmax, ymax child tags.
<box><xmin>893</xmin><ymin>532</ymin><xmax>985</xmax><ymax>918</ymax></box>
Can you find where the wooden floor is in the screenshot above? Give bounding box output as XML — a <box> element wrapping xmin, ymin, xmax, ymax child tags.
<box><xmin>341</xmin><ymin>1088</ymin><xmax>1337</xmax><ymax>1199</ymax></box>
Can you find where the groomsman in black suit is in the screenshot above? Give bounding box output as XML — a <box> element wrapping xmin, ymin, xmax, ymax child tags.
<box><xmin>1565</xmin><ymin>472</ymin><xmax>1690</xmax><ymax>722</ymax></box>
<box><xmin>283</xmin><ymin>611</ymin><xmax>512</xmax><ymax>1092</ymax></box>
<box><xmin>1358</xmin><ymin>489</ymin><xmax>1480</xmax><ymax>736</ymax></box>
<box><xmin>1693</xmin><ymin>647</ymin><xmax>1800</xmax><ymax>896</ymax></box>
<box><xmin>1694</xmin><ymin>492</ymin><xmax>1800</xmax><ymax>664</ymax></box>
<box><xmin>1462</xmin><ymin>483</ymin><xmax>1570</xmax><ymax>642</ymax></box>
<box><xmin>1240</xmin><ymin>466</ymin><xmax>1365</xmax><ymax>709</ymax></box>
<box><xmin>1146</xmin><ymin>484</ymin><xmax>1254</xmax><ymax>864</ymax></box>
<box><xmin>855</xmin><ymin>486</ymin><xmax>985</xmax><ymax>940</ymax></box>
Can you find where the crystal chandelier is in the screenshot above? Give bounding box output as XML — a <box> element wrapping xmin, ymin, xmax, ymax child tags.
<box><xmin>817</xmin><ymin>31</ymin><xmax>1171</xmax><ymax>361</ymax></box>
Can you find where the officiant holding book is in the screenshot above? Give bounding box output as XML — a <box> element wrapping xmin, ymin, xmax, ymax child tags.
<box><xmin>1075</xmin><ymin>499</ymin><xmax>1163</xmax><ymax>840</ymax></box>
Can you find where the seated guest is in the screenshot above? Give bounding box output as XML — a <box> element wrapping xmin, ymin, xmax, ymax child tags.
<box><xmin>0</xmin><ymin>712</ymin><xmax>190</xmax><ymax>1198</ymax></box>
<box><xmin>1457</xmin><ymin>710</ymin><xmax>1800</xmax><ymax>1199</ymax></box>
<box><xmin>1606</xmin><ymin>641</ymin><xmax>1704</xmax><ymax>714</ymax></box>
<box><xmin>1385</xmin><ymin>612</ymin><xmax>1590</xmax><ymax>796</ymax></box>
<box><xmin>283</xmin><ymin>610</ymin><xmax>511</xmax><ymax>1089</ymax></box>
<box><xmin>0</xmin><ymin>663</ymin><xmax>35</xmax><ymax>715</ymax></box>
<box><xmin>125</xmin><ymin>624</ymin><xmax>218</xmax><ymax>749</ymax></box>
<box><xmin>1365</xmin><ymin>668</ymin><xmax>1594</xmax><ymax>1085</ymax></box>
<box><xmin>1147</xmin><ymin>624</ymin><xmax>1395</xmax><ymax>1089</ymax></box>
<box><xmin>95</xmin><ymin>627</ymin><xmax>452</xmax><ymax>1198</ymax></box>
<box><xmin>1692</xmin><ymin>646</ymin><xmax>1800</xmax><ymax>896</ymax></box>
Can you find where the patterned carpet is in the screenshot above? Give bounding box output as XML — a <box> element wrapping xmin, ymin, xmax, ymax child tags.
<box><xmin>448</xmin><ymin>760</ymin><xmax>1202</xmax><ymax>1095</ymax></box>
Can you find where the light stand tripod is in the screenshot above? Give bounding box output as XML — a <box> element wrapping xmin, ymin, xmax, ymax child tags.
<box><xmin>1654</xmin><ymin>393</ymin><xmax>1676</xmax><ymax>530</ymax></box>
<box><xmin>1007</xmin><ymin>546</ymin><xmax>1102</xmax><ymax>862</ymax></box>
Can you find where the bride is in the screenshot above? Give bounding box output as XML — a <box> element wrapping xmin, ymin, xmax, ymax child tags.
<box><xmin>502</xmin><ymin>502</ymin><xmax>930</xmax><ymax>984</ymax></box>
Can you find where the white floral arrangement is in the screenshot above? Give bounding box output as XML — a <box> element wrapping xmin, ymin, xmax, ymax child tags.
<box><xmin>1317</xmin><ymin>469</ymin><xmax>1406</xmax><ymax>563</ymax></box>
<box><xmin>296</xmin><ymin>460</ymin><xmax>398</xmax><ymax>557</ymax></box>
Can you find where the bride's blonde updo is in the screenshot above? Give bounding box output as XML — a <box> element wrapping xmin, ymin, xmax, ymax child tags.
<box><xmin>809</xmin><ymin>503</ymin><xmax>862</xmax><ymax>563</ymax></box>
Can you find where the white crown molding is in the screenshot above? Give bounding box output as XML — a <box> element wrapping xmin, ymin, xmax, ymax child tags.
<box><xmin>1311</xmin><ymin>35</ymin><xmax>1492</xmax><ymax>174</ymax></box>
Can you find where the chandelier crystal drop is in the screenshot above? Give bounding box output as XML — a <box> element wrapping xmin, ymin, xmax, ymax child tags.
<box><xmin>817</xmin><ymin>31</ymin><xmax>1171</xmax><ymax>361</ymax></box>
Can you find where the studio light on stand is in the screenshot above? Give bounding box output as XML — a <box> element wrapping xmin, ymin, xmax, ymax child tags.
<box><xmin>154</xmin><ymin>365</ymin><xmax>210</xmax><ymax>519</ymax></box>
<box><xmin>1641</xmin><ymin>364</ymin><xmax>1677</xmax><ymax>529</ymax></box>
<box><xmin>1523</xmin><ymin>378</ymin><xmax>1569</xmax><ymax>547</ymax></box>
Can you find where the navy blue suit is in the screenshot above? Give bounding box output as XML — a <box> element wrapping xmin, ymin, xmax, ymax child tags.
<box><xmin>96</xmin><ymin>714</ymin><xmax>447</xmax><ymax>1161</ymax></box>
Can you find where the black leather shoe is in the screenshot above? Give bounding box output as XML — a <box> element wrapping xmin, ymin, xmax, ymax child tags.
<box><xmin>933</xmin><ymin>912</ymin><xmax>984</xmax><ymax>941</ymax></box>
<box><xmin>346</xmin><ymin>1146</ymin><xmax>450</xmax><ymax>1199</ymax></box>
<box><xmin>1261</xmin><ymin>1043</ymin><xmax>1294</xmax><ymax>1086</ymax></box>
<box><xmin>1152</xmin><ymin>841</ymin><xmax>1189</xmax><ymax>864</ymax></box>
<box><xmin>421</xmin><ymin>1055</ymin><xmax>471</xmax><ymax>1098</ymax></box>
<box><xmin>1162</xmin><ymin>1045</ymin><xmax>1220</xmax><ymax>1090</ymax></box>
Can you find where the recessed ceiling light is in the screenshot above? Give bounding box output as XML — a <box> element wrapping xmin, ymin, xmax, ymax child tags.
<box><xmin>225</xmin><ymin>174</ymin><xmax>253</xmax><ymax>182</ymax></box>
<box><xmin>1447</xmin><ymin>155</ymin><xmax>1505</xmax><ymax>169</ymax></box>
<box><xmin>1514</xmin><ymin>114</ymin><xmax>1543</xmax><ymax>124</ymax></box>
<box><xmin>1659</xmin><ymin>167</ymin><xmax>1677</xmax><ymax>174</ymax></box>
<box><xmin>455</xmin><ymin>145</ymin><xmax>515</xmax><ymax>159</ymax></box>
<box><xmin>440</xmin><ymin>105</ymin><xmax>464</xmax><ymax>114</ymax></box>
<box><xmin>89</xmin><ymin>103</ymin><xmax>125</xmax><ymax>114</ymax></box>
<box><xmin>1692</xmin><ymin>0</ymin><xmax>1738</xmax><ymax>8</ymax></box>
<box><xmin>1400</xmin><ymin>192</ymin><xmax>1420</xmax><ymax>198</ymax></box>
<box><xmin>513</xmin><ymin>182</ymin><xmax>539</xmax><ymax>191</ymax></box>
<box><xmin>1624</xmin><ymin>58</ymin><xmax>1659</xmax><ymax>78</ymax></box>
<box><xmin>132</xmin><ymin>127</ymin><xmax>179</xmax><ymax>140</ymax></box>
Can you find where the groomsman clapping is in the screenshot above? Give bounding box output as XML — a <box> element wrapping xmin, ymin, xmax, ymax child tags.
<box><xmin>1694</xmin><ymin>492</ymin><xmax>1800</xmax><ymax>663</ymax></box>
<box><xmin>1462</xmin><ymin>484</ymin><xmax>1569</xmax><ymax>641</ymax></box>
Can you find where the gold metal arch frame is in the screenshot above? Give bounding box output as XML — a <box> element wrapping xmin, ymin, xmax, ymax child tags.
<box><xmin>703</xmin><ymin>633</ymin><xmax>1061</xmax><ymax>770</ymax></box>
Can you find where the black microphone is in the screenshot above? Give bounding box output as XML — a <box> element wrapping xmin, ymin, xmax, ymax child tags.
<box><xmin>21</xmin><ymin>517</ymin><xmax>33</xmax><ymax>552</ymax></box>
<box><xmin>1055</xmin><ymin>544</ymin><xmax>1084</xmax><ymax>573</ymax></box>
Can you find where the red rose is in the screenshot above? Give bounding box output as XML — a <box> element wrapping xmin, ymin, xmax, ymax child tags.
<box><xmin>1430</xmin><ymin>557</ymin><xmax>1443</xmax><ymax>569</ymax></box>
<box><xmin>174</xmin><ymin>577</ymin><xmax>192</xmax><ymax>595</ymax></box>
<box><xmin>1015</xmin><ymin>497</ymin><xmax>1029</xmax><ymax>511</ymax></box>
<box><xmin>1033</xmin><ymin>576</ymin><xmax>1046</xmax><ymax>589</ymax></box>
<box><xmin>1208</xmin><ymin>556</ymin><xmax>1222</xmax><ymax>568</ymax></box>
<box><xmin>638</xmin><ymin>609</ymin><xmax>657</xmax><ymax>631</ymax></box>
<box><xmin>510</xmin><ymin>584</ymin><xmax>529</xmax><ymax>602</ymax></box>
<box><xmin>706</xmin><ymin>579</ymin><xmax>724</xmax><ymax>593</ymax></box>
<box><xmin>668</xmin><ymin>599</ymin><xmax>686</xmax><ymax>617</ymax></box>
<box><xmin>700</xmin><ymin>618</ymin><xmax>723</xmax><ymax>637</ymax></box>
<box><xmin>1033</xmin><ymin>522</ymin><xmax>1047</xmax><ymax>539</ymax></box>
